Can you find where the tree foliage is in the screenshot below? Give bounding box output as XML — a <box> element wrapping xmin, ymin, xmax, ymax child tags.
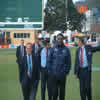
<box><xmin>44</xmin><ymin>0</ymin><xmax>86</xmax><ymax>32</ymax></box>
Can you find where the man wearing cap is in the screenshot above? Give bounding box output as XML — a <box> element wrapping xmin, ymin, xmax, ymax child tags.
<box><xmin>74</xmin><ymin>37</ymin><xmax>100</xmax><ymax>100</ymax></box>
<box><xmin>48</xmin><ymin>33</ymin><xmax>71</xmax><ymax>100</ymax></box>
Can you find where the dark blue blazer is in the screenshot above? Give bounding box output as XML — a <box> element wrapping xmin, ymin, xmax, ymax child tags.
<box><xmin>21</xmin><ymin>55</ymin><xmax>40</xmax><ymax>87</ymax></box>
<box><xmin>32</xmin><ymin>43</ymin><xmax>41</xmax><ymax>56</ymax></box>
<box><xmin>32</xmin><ymin>43</ymin><xmax>42</xmax><ymax>77</ymax></box>
<box><xmin>74</xmin><ymin>45</ymin><xmax>100</xmax><ymax>77</ymax></box>
<box><xmin>16</xmin><ymin>45</ymin><xmax>26</xmax><ymax>64</ymax></box>
<box><xmin>48</xmin><ymin>44</ymin><xmax>71</xmax><ymax>78</ymax></box>
<box><xmin>16</xmin><ymin>45</ymin><xmax>26</xmax><ymax>82</ymax></box>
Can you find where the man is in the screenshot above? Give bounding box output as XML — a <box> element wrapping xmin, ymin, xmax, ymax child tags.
<box><xmin>74</xmin><ymin>37</ymin><xmax>100</xmax><ymax>100</ymax></box>
<box><xmin>40</xmin><ymin>41</ymin><xmax>50</xmax><ymax>100</ymax></box>
<box><xmin>32</xmin><ymin>39</ymin><xmax>41</xmax><ymax>56</ymax></box>
<box><xmin>32</xmin><ymin>39</ymin><xmax>41</xmax><ymax>70</ymax></box>
<box><xmin>21</xmin><ymin>43</ymin><xmax>39</xmax><ymax>100</ymax></box>
<box><xmin>16</xmin><ymin>39</ymin><xmax>26</xmax><ymax>83</ymax></box>
<box><xmin>48</xmin><ymin>33</ymin><xmax>71</xmax><ymax>100</ymax></box>
<box><xmin>32</xmin><ymin>39</ymin><xmax>42</xmax><ymax>96</ymax></box>
<box><xmin>52</xmin><ymin>36</ymin><xmax>57</xmax><ymax>47</ymax></box>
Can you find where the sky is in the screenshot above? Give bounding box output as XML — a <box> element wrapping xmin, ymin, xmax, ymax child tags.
<box><xmin>44</xmin><ymin>0</ymin><xmax>86</xmax><ymax>6</ymax></box>
<box><xmin>44</xmin><ymin>0</ymin><xmax>100</xmax><ymax>8</ymax></box>
<box><xmin>73</xmin><ymin>0</ymin><xmax>86</xmax><ymax>3</ymax></box>
<box><xmin>44</xmin><ymin>0</ymin><xmax>47</xmax><ymax>8</ymax></box>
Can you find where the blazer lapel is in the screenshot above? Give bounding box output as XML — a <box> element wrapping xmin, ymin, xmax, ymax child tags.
<box><xmin>32</xmin><ymin>55</ymin><xmax>35</xmax><ymax>74</ymax></box>
<box><xmin>24</xmin><ymin>46</ymin><xmax>26</xmax><ymax>54</ymax></box>
<box><xmin>19</xmin><ymin>46</ymin><xmax>21</xmax><ymax>53</ymax></box>
<box><xmin>32</xmin><ymin>44</ymin><xmax>35</xmax><ymax>54</ymax></box>
<box><xmin>84</xmin><ymin>45</ymin><xmax>88</xmax><ymax>56</ymax></box>
<box><xmin>84</xmin><ymin>45</ymin><xmax>89</xmax><ymax>64</ymax></box>
<box><xmin>32</xmin><ymin>55</ymin><xmax>34</xmax><ymax>68</ymax></box>
<box><xmin>25</xmin><ymin>55</ymin><xmax>28</xmax><ymax>71</ymax></box>
<box><xmin>77</xmin><ymin>47</ymin><xmax>81</xmax><ymax>66</ymax></box>
<box><xmin>78</xmin><ymin>47</ymin><xmax>81</xmax><ymax>58</ymax></box>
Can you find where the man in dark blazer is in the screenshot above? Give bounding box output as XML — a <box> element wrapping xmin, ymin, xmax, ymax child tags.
<box><xmin>32</xmin><ymin>39</ymin><xmax>41</xmax><ymax>56</ymax></box>
<box><xmin>74</xmin><ymin>37</ymin><xmax>100</xmax><ymax>100</ymax></box>
<box><xmin>32</xmin><ymin>39</ymin><xmax>42</xmax><ymax>96</ymax></box>
<box><xmin>16</xmin><ymin>39</ymin><xmax>26</xmax><ymax>83</ymax></box>
<box><xmin>21</xmin><ymin>42</ymin><xmax>39</xmax><ymax>100</ymax></box>
<box><xmin>48</xmin><ymin>33</ymin><xmax>71</xmax><ymax>100</ymax></box>
<box><xmin>32</xmin><ymin>39</ymin><xmax>41</xmax><ymax>71</ymax></box>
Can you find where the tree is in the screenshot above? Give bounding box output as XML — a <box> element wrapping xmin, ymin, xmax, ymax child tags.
<box><xmin>44</xmin><ymin>0</ymin><xmax>67</xmax><ymax>31</ymax></box>
<box><xmin>67</xmin><ymin>0</ymin><xmax>86</xmax><ymax>32</ymax></box>
<box><xmin>44</xmin><ymin>0</ymin><xmax>86</xmax><ymax>32</ymax></box>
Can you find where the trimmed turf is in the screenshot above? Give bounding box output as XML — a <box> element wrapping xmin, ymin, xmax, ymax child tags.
<box><xmin>0</xmin><ymin>48</ymin><xmax>100</xmax><ymax>100</ymax></box>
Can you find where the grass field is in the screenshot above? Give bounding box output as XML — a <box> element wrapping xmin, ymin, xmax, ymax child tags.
<box><xmin>0</xmin><ymin>48</ymin><xmax>100</xmax><ymax>100</ymax></box>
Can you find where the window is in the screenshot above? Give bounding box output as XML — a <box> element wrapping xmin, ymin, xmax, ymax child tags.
<box><xmin>17</xmin><ymin>33</ymin><xmax>21</xmax><ymax>38</ymax></box>
<box><xmin>6</xmin><ymin>32</ymin><xmax>10</xmax><ymax>35</ymax></box>
<box><xmin>14</xmin><ymin>33</ymin><xmax>17</xmax><ymax>38</ymax></box>
<box><xmin>13</xmin><ymin>33</ymin><xmax>30</xmax><ymax>38</ymax></box>
<box><xmin>24</xmin><ymin>33</ymin><xmax>27</xmax><ymax>38</ymax></box>
<box><xmin>21</xmin><ymin>33</ymin><xmax>24</xmax><ymax>38</ymax></box>
<box><xmin>27</xmin><ymin>33</ymin><xmax>30</xmax><ymax>38</ymax></box>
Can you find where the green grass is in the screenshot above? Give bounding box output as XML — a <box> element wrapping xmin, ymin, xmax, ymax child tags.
<box><xmin>0</xmin><ymin>48</ymin><xmax>100</xmax><ymax>100</ymax></box>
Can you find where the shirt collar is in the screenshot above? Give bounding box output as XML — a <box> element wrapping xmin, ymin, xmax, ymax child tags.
<box><xmin>80</xmin><ymin>45</ymin><xmax>85</xmax><ymax>49</ymax></box>
<box><xmin>35</xmin><ymin>43</ymin><xmax>39</xmax><ymax>46</ymax></box>
<box><xmin>27</xmin><ymin>54</ymin><xmax>32</xmax><ymax>57</ymax></box>
<box><xmin>43</xmin><ymin>48</ymin><xmax>47</xmax><ymax>52</ymax></box>
<box><xmin>82</xmin><ymin>45</ymin><xmax>85</xmax><ymax>49</ymax></box>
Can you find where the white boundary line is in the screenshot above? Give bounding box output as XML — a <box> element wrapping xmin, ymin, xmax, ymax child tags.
<box><xmin>92</xmin><ymin>67</ymin><xmax>100</xmax><ymax>71</ymax></box>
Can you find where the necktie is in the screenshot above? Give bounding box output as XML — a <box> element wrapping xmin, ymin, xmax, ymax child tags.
<box><xmin>28</xmin><ymin>56</ymin><xmax>32</xmax><ymax>78</ymax></box>
<box><xmin>80</xmin><ymin>48</ymin><xmax>84</xmax><ymax>66</ymax></box>
<box><xmin>46</xmin><ymin>49</ymin><xmax>48</xmax><ymax>67</ymax></box>
<box><xmin>46</xmin><ymin>49</ymin><xmax>48</xmax><ymax>57</ymax></box>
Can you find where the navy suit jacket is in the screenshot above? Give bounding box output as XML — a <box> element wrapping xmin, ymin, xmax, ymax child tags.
<box><xmin>74</xmin><ymin>44</ymin><xmax>100</xmax><ymax>77</ymax></box>
<box><xmin>21</xmin><ymin>55</ymin><xmax>40</xmax><ymax>87</ymax></box>
<box><xmin>16</xmin><ymin>45</ymin><xmax>26</xmax><ymax>82</ymax></box>
<box><xmin>16</xmin><ymin>45</ymin><xmax>26</xmax><ymax>65</ymax></box>
<box><xmin>32</xmin><ymin>43</ymin><xmax>41</xmax><ymax>56</ymax></box>
<box><xmin>48</xmin><ymin>44</ymin><xmax>71</xmax><ymax>78</ymax></box>
<box><xmin>32</xmin><ymin>43</ymin><xmax>42</xmax><ymax>76</ymax></box>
